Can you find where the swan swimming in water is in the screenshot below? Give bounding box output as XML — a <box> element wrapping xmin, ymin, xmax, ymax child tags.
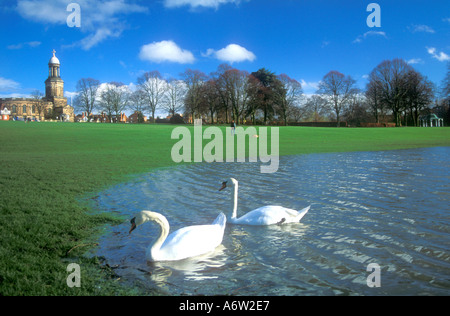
<box><xmin>219</xmin><ymin>178</ymin><xmax>310</xmax><ymax>226</ymax></box>
<box><xmin>129</xmin><ymin>211</ymin><xmax>226</xmax><ymax>262</ymax></box>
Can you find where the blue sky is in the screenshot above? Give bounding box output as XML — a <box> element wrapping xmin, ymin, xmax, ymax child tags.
<box><xmin>0</xmin><ymin>0</ymin><xmax>449</xmax><ymax>106</ymax></box>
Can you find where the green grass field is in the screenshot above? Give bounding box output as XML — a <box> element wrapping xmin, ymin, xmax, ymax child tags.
<box><xmin>0</xmin><ymin>121</ymin><xmax>449</xmax><ymax>295</ymax></box>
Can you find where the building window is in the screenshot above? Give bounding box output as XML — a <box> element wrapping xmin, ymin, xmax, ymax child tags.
<box><xmin>23</xmin><ymin>105</ymin><xmax>27</xmax><ymax>114</ymax></box>
<box><xmin>32</xmin><ymin>105</ymin><xmax>36</xmax><ymax>114</ymax></box>
<box><xmin>12</xmin><ymin>105</ymin><xmax>17</xmax><ymax>113</ymax></box>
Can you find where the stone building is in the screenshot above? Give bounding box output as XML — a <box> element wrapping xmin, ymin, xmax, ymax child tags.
<box><xmin>0</xmin><ymin>50</ymin><xmax>74</xmax><ymax>122</ymax></box>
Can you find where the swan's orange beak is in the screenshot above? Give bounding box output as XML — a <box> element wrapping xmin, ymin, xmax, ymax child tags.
<box><xmin>129</xmin><ymin>217</ymin><xmax>137</xmax><ymax>234</ymax></box>
<box><xmin>219</xmin><ymin>181</ymin><xmax>227</xmax><ymax>191</ymax></box>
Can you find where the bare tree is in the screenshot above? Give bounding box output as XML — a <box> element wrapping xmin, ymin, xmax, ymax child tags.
<box><xmin>365</xmin><ymin>74</ymin><xmax>385</xmax><ymax>123</ymax></box>
<box><xmin>74</xmin><ymin>78</ymin><xmax>100</xmax><ymax>121</ymax></box>
<box><xmin>198</xmin><ymin>79</ymin><xmax>221</xmax><ymax>124</ymax></box>
<box><xmin>111</xmin><ymin>83</ymin><xmax>130</xmax><ymax>121</ymax></box>
<box><xmin>344</xmin><ymin>92</ymin><xmax>371</xmax><ymax>126</ymax></box>
<box><xmin>288</xmin><ymin>105</ymin><xmax>305</xmax><ymax>123</ymax></box>
<box><xmin>161</xmin><ymin>78</ymin><xmax>186</xmax><ymax>117</ymax></box>
<box><xmin>304</xmin><ymin>95</ymin><xmax>329</xmax><ymax>122</ymax></box>
<box><xmin>277</xmin><ymin>74</ymin><xmax>303</xmax><ymax>126</ymax></box>
<box><xmin>129</xmin><ymin>89</ymin><xmax>147</xmax><ymax>123</ymax></box>
<box><xmin>137</xmin><ymin>71</ymin><xmax>167</xmax><ymax>123</ymax></box>
<box><xmin>368</xmin><ymin>59</ymin><xmax>412</xmax><ymax>126</ymax></box>
<box><xmin>98</xmin><ymin>85</ymin><xmax>114</xmax><ymax>122</ymax></box>
<box><xmin>317</xmin><ymin>71</ymin><xmax>357</xmax><ymax>127</ymax></box>
<box><xmin>440</xmin><ymin>63</ymin><xmax>450</xmax><ymax>125</ymax></box>
<box><xmin>442</xmin><ymin>62</ymin><xmax>450</xmax><ymax>101</ymax></box>
<box><xmin>98</xmin><ymin>82</ymin><xmax>129</xmax><ymax>122</ymax></box>
<box><xmin>212</xmin><ymin>64</ymin><xmax>233</xmax><ymax>124</ymax></box>
<box><xmin>180</xmin><ymin>69</ymin><xmax>208</xmax><ymax>121</ymax></box>
<box><xmin>405</xmin><ymin>69</ymin><xmax>435</xmax><ymax>126</ymax></box>
<box><xmin>222</xmin><ymin>68</ymin><xmax>252</xmax><ymax>124</ymax></box>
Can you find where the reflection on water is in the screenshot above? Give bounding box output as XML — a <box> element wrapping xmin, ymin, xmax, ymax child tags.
<box><xmin>90</xmin><ymin>147</ymin><xmax>450</xmax><ymax>295</ymax></box>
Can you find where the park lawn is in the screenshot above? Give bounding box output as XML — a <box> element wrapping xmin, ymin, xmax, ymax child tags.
<box><xmin>0</xmin><ymin>121</ymin><xmax>449</xmax><ymax>295</ymax></box>
<box><xmin>278</xmin><ymin>126</ymin><xmax>450</xmax><ymax>155</ymax></box>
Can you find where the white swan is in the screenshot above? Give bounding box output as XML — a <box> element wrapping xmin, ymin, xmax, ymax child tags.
<box><xmin>219</xmin><ymin>178</ymin><xmax>310</xmax><ymax>226</ymax></box>
<box><xmin>129</xmin><ymin>211</ymin><xmax>226</xmax><ymax>262</ymax></box>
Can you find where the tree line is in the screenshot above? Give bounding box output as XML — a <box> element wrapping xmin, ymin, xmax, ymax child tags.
<box><xmin>73</xmin><ymin>59</ymin><xmax>450</xmax><ymax>126</ymax></box>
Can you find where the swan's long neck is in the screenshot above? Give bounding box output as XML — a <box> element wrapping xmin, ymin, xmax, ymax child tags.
<box><xmin>231</xmin><ymin>181</ymin><xmax>238</xmax><ymax>219</ymax></box>
<box><xmin>142</xmin><ymin>212</ymin><xmax>170</xmax><ymax>260</ymax></box>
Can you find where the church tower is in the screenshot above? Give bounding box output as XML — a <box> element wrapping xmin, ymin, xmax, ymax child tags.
<box><xmin>45</xmin><ymin>49</ymin><xmax>64</xmax><ymax>100</ymax></box>
<box><xmin>43</xmin><ymin>49</ymin><xmax>74</xmax><ymax>121</ymax></box>
<box><xmin>1</xmin><ymin>49</ymin><xmax>74</xmax><ymax>122</ymax></box>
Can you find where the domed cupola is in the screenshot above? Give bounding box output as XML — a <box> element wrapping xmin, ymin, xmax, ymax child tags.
<box><xmin>49</xmin><ymin>49</ymin><xmax>60</xmax><ymax>65</ymax></box>
<box><xmin>45</xmin><ymin>49</ymin><xmax>64</xmax><ymax>98</ymax></box>
<box><xmin>48</xmin><ymin>49</ymin><xmax>61</xmax><ymax>78</ymax></box>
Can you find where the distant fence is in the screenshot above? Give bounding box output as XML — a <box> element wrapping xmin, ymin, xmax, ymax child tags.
<box><xmin>288</xmin><ymin>121</ymin><xmax>348</xmax><ymax>127</ymax></box>
<box><xmin>360</xmin><ymin>122</ymin><xmax>396</xmax><ymax>127</ymax></box>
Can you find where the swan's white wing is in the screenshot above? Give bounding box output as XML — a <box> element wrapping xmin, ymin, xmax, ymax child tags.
<box><xmin>159</xmin><ymin>225</ymin><xmax>223</xmax><ymax>261</ymax></box>
<box><xmin>157</xmin><ymin>213</ymin><xmax>226</xmax><ymax>261</ymax></box>
<box><xmin>232</xmin><ymin>206</ymin><xmax>286</xmax><ymax>225</ymax></box>
<box><xmin>292</xmin><ymin>205</ymin><xmax>310</xmax><ymax>223</ymax></box>
<box><xmin>233</xmin><ymin>205</ymin><xmax>310</xmax><ymax>226</ymax></box>
<box><xmin>212</xmin><ymin>212</ymin><xmax>227</xmax><ymax>227</ymax></box>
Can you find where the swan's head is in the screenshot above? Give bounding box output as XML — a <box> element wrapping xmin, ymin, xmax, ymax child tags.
<box><xmin>129</xmin><ymin>217</ymin><xmax>138</xmax><ymax>234</ymax></box>
<box><xmin>129</xmin><ymin>211</ymin><xmax>166</xmax><ymax>234</ymax></box>
<box><xmin>219</xmin><ymin>178</ymin><xmax>238</xmax><ymax>191</ymax></box>
<box><xmin>129</xmin><ymin>214</ymin><xmax>144</xmax><ymax>234</ymax></box>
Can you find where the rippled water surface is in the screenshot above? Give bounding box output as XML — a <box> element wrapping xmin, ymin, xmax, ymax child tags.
<box><xmin>90</xmin><ymin>147</ymin><xmax>450</xmax><ymax>295</ymax></box>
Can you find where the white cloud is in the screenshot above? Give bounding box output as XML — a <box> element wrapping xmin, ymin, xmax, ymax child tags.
<box><xmin>410</xmin><ymin>24</ymin><xmax>435</xmax><ymax>33</ymax></box>
<box><xmin>64</xmin><ymin>91</ymin><xmax>79</xmax><ymax>104</ymax></box>
<box><xmin>300</xmin><ymin>79</ymin><xmax>319</xmax><ymax>95</ymax></box>
<box><xmin>164</xmin><ymin>0</ymin><xmax>243</xmax><ymax>9</ymax></box>
<box><xmin>65</xmin><ymin>91</ymin><xmax>78</xmax><ymax>98</ymax></box>
<box><xmin>0</xmin><ymin>93</ymin><xmax>30</xmax><ymax>98</ymax></box>
<box><xmin>79</xmin><ymin>28</ymin><xmax>122</xmax><ymax>51</ymax></box>
<box><xmin>16</xmin><ymin>0</ymin><xmax>68</xmax><ymax>24</ymax></box>
<box><xmin>96</xmin><ymin>82</ymin><xmax>134</xmax><ymax>96</ymax></box>
<box><xmin>407</xmin><ymin>58</ymin><xmax>424</xmax><ymax>65</ymax></box>
<box><xmin>119</xmin><ymin>61</ymin><xmax>127</xmax><ymax>69</ymax></box>
<box><xmin>204</xmin><ymin>44</ymin><xmax>256</xmax><ymax>64</ymax></box>
<box><xmin>7</xmin><ymin>41</ymin><xmax>41</xmax><ymax>50</ymax></box>
<box><xmin>16</xmin><ymin>0</ymin><xmax>148</xmax><ymax>50</ymax></box>
<box><xmin>426</xmin><ymin>47</ymin><xmax>450</xmax><ymax>62</ymax></box>
<box><xmin>139</xmin><ymin>40</ymin><xmax>195</xmax><ymax>64</ymax></box>
<box><xmin>353</xmin><ymin>31</ymin><xmax>387</xmax><ymax>43</ymax></box>
<box><xmin>0</xmin><ymin>77</ymin><xmax>21</xmax><ymax>92</ymax></box>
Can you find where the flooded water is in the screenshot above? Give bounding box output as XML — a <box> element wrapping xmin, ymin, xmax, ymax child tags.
<box><xmin>90</xmin><ymin>147</ymin><xmax>450</xmax><ymax>295</ymax></box>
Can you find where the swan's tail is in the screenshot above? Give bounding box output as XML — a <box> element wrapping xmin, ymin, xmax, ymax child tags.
<box><xmin>295</xmin><ymin>205</ymin><xmax>310</xmax><ymax>222</ymax></box>
<box><xmin>212</xmin><ymin>212</ymin><xmax>227</xmax><ymax>228</ymax></box>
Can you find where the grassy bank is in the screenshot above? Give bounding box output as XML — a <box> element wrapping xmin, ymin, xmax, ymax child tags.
<box><xmin>0</xmin><ymin>122</ymin><xmax>177</xmax><ymax>295</ymax></box>
<box><xmin>0</xmin><ymin>121</ymin><xmax>448</xmax><ymax>295</ymax></box>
